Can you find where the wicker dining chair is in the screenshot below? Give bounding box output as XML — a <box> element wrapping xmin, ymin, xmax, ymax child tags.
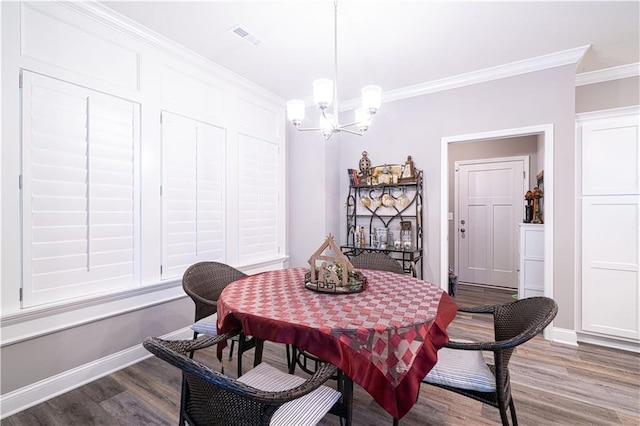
<box><xmin>143</xmin><ymin>331</ymin><xmax>341</xmax><ymax>426</ymax></box>
<box><xmin>182</xmin><ymin>261</ymin><xmax>260</xmax><ymax>376</ymax></box>
<box><xmin>422</xmin><ymin>297</ymin><xmax>558</xmax><ymax>426</ymax></box>
<box><xmin>349</xmin><ymin>252</ymin><xmax>405</xmax><ymax>274</ymax></box>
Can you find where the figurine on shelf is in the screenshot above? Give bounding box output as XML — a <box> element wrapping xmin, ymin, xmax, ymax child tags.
<box><xmin>359</xmin><ymin>151</ymin><xmax>371</xmax><ymax>177</ymax></box>
<box><xmin>532</xmin><ymin>186</ymin><xmax>544</xmax><ymax>223</ymax></box>
<box><xmin>400</xmin><ymin>155</ymin><xmax>416</xmax><ymax>181</ymax></box>
<box><xmin>524</xmin><ymin>190</ymin><xmax>534</xmax><ymax>223</ymax></box>
<box><xmin>378</xmin><ymin>164</ymin><xmax>392</xmax><ymax>185</ymax></box>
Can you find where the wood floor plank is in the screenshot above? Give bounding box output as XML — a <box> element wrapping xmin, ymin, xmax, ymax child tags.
<box><xmin>100</xmin><ymin>389</ymin><xmax>175</xmax><ymax>425</ymax></box>
<box><xmin>81</xmin><ymin>375</ymin><xmax>127</xmax><ymax>404</ymax></box>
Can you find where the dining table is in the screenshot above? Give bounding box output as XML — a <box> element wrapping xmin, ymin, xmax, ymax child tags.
<box><xmin>217</xmin><ymin>267</ymin><xmax>458</xmax><ymax>421</ymax></box>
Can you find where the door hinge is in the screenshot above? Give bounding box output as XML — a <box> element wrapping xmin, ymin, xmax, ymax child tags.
<box><xmin>523</xmin><ymin>171</ymin><xmax>526</xmax><ymax>179</ymax></box>
<box><xmin>160</xmin><ymin>265</ymin><xmax>163</xmax><ymax>275</ymax></box>
<box><xmin>19</xmin><ymin>72</ymin><xmax>23</xmax><ymax>89</ymax></box>
<box><xmin>19</xmin><ymin>288</ymin><xmax>23</xmax><ymax>301</ymax></box>
<box><xmin>18</xmin><ymin>175</ymin><xmax>23</xmax><ymax>189</ymax></box>
<box><xmin>160</xmin><ymin>185</ymin><xmax>163</xmax><ymax>196</ymax></box>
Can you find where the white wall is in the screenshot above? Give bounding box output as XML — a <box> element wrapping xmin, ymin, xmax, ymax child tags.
<box><xmin>286</xmin><ymin>122</ymin><xmax>331</xmax><ymax>267</ymax></box>
<box><xmin>576</xmin><ymin>76</ymin><xmax>639</xmax><ymax>113</ymax></box>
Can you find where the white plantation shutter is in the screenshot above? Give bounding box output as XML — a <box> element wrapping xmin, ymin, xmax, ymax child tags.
<box><xmin>238</xmin><ymin>134</ymin><xmax>279</xmax><ymax>263</ymax></box>
<box><xmin>161</xmin><ymin>112</ymin><xmax>225</xmax><ymax>279</ymax></box>
<box><xmin>21</xmin><ymin>72</ymin><xmax>140</xmax><ymax>307</ymax></box>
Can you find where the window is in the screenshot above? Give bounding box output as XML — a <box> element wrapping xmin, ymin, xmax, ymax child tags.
<box><xmin>21</xmin><ymin>71</ymin><xmax>140</xmax><ymax>307</ymax></box>
<box><xmin>237</xmin><ymin>134</ymin><xmax>279</xmax><ymax>263</ymax></box>
<box><xmin>161</xmin><ymin>112</ymin><xmax>226</xmax><ymax>279</ymax></box>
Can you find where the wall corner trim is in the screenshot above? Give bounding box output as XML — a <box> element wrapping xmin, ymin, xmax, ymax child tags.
<box><xmin>550</xmin><ymin>327</ymin><xmax>579</xmax><ymax>347</ymax></box>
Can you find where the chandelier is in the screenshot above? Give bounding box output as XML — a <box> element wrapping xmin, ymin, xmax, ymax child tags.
<box><xmin>286</xmin><ymin>0</ymin><xmax>382</xmax><ymax>140</ymax></box>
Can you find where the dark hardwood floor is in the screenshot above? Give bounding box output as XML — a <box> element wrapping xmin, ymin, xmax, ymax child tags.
<box><xmin>4</xmin><ymin>284</ymin><xmax>639</xmax><ymax>425</ymax></box>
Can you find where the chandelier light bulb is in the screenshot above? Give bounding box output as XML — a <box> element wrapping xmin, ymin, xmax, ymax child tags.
<box><xmin>313</xmin><ymin>78</ymin><xmax>334</xmax><ymax>110</ymax></box>
<box><xmin>362</xmin><ymin>85</ymin><xmax>382</xmax><ymax>114</ymax></box>
<box><xmin>286</xmin><ymin>99</ymin><xmax>306</xmax><ymax>125</ymax></box>
<box><xmin>319</xmin><ymin>113</ymin><xmax>335</xmax><ymax>138</ymax></box>
<box><xmin>355</xmin><ymin>107</ymin><xmax>372</xmax><ymax>132</ymax></box>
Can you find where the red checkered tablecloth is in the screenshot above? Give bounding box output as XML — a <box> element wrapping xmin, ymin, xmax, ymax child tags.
<box><xmin>217</xmin><ymin>267</ymin><xmax>458</xmax><ymax>420</ymax></box>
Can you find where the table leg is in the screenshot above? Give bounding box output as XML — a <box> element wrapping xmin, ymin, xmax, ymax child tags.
<box><xmin>287</xmin><ymin>345</ymin><xmax>298</xmax><ymax>374</ymax></box>
<box><xmin>343</xmin><ymin>374</ymin><xmax>353</xmax><ymax>426</ymax></box>
<box><xmin>237</xmin><ymin>333</ymin><xmax>247</xmax><ymax>376</ymax></box>
<box><xmin>331</xmin><ymin>371</ymin><xmax>353</xmax><ymax>426</ymax></box>
<box><xmin>253</xmin><ymin>338</ymin><xmax>264</xmax><ymax>367</ymax></box>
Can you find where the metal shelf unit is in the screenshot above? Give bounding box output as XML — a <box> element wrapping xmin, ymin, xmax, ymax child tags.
<box><xmin>341</xmin><ymin>170</ymin><xmax>424</xmax><ymax>277</ymax></box>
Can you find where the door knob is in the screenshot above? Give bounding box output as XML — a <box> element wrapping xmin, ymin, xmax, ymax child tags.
<box><xmin>460</xmin><ymin>228</ymin><xmax>465</xmax><ymax>233</ymax></box>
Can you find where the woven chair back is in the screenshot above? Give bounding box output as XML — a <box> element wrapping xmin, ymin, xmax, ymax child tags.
<box><xmin>182</xmin><ymin>262</ymin><xmax>247</xmax><ymax>322</ymax></box>
<box><xmin>144</xmin><ymin>336</ymin><xmax>279</xmax><ymax>426</ymax></box>
<box><xmin>493</xmin><ymin>296</ymin><xmax>558</xmax><ymax>367</ymax></box>
<box><xmin>350</xmin><ymin>252</ymin><xmax>405</xmax><ymax>275</ymax></box>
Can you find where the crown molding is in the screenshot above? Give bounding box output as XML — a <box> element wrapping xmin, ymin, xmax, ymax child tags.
<box><xmin>341</xmin><ymin>45</ymin><xmax>590</xmax><ymax>111</ymax></box>
<box><xmin>58</xmin><ymin>1</ymin><xmax>285</xmax><ymax>105</ymax></box>
<box><xmin>575</xmin><ymin>62</ymin><xmax>640</xmax><ymax>86</ymax></box>
<box><xmin>575</xmin><ymin>105</ymin><xmax>640</xmax><ymax>122</ymax></box>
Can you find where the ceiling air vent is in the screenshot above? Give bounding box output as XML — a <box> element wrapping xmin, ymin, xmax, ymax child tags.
<box><xmin>229</xmin><ymin>25</ymin><xmax>261</xmax><ymax>46</ymax></box>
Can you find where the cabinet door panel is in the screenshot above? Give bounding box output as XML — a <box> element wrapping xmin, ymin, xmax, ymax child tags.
<box><xmin>523</xmin><ymin>259</ymin><xmax>544</xmax><ymax>291</ymax></box>
<box><xmin>582</xmin><ymin>116</ymin><xmax>639</xmax><ymax>195</ymax></box>
<box><xmin>582</xmin><ymin>197</ymin><xmax>639</xmax><ymax>339</ymax></box>
<box><xmin>518</xmin><ymin>225</ymin><xmax>544</xmax><ymax>300</ymax></box>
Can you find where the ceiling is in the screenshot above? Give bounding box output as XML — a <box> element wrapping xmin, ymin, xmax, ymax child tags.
<box><xmin>101</xmin><ymin>1</ymin><xmax>639</xmax><ymax>102</ymax></box>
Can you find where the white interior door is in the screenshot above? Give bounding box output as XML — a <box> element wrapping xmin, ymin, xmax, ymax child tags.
<box><xmin>456</xmin><ymin>158</ymin><xmax>527</xmax><ymax>288</ymax></box>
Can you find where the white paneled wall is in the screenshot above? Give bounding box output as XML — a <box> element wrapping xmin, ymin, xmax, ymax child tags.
<box><xmin>21</xmin><ymin>3</ymin><xmax>140</xmax><ymax>92</ymax></box>
<box><xmin>2</xmin><ymin>0</ymin><xmax>285</xmax><ymax>337</ymax></box>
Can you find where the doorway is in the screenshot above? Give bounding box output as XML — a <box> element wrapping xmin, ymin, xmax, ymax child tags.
<box><xmin>455</xmin><ymin>157</ymin><xmax>528</xmax><ymax>288</ymax></box>
<box><xmin>439</xmin><ymin>125</ymin><xmax>554</xmax><ymax>341</ymax></box>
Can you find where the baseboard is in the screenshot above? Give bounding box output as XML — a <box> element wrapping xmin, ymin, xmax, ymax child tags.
<box><xmin>550</xmin><ymin>327</ymin><xmax>579</xmax><ymax>347</ymax></box>
<box><xmin>0</xmin><ymin>327</ymin><xmax>192</xmax><ymax>419</ymax></box>
<box><xmin>577</xmin><ymin>332</ymin><xmax>640</xmax><ymax>353</ymax></box>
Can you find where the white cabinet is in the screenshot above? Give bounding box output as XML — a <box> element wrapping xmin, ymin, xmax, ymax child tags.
<box><xmin>518</xmin><ymin>224</ymin><xmax>544</xmax><ymax>299</ymax></box>
<box><xmin>578</xmin><ymin>107</ymin><xmax>640</xmax><ymax>343</ymax></box>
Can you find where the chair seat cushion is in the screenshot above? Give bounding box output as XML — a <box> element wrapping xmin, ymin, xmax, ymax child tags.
<box><xmin>190</xmin><ymin>313</ymin><xmax>219</xmax><ymax>336</ymax></box>
<box><xmin>238</xmin><ymin>362</ymin><xmax>341</xmax><ymax>426</ymax></box>
<box><xmin>423</xmin><ymin>342</ymin><xmax>496</xmax><ymax>392</ymax></box>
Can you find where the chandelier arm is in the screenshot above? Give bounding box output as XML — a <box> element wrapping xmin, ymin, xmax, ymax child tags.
<box><xmin>337</xmin><ymin>121</ymin><xmax>363</xmax><ymax>129</ymax></box>
<box><xmin>293</xmin><ymin>126</ymin><xmax>326</xmax><ymax>132</ymax></box>
<box><xmin>336</xmin><ymin>127</ymin><xmax>365</xmax><ymax>136</ymax></box>
<box><xmin>320</xmin><ymin>108</ymin><xmax>337</xmax><ymax>131</ymax></box>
